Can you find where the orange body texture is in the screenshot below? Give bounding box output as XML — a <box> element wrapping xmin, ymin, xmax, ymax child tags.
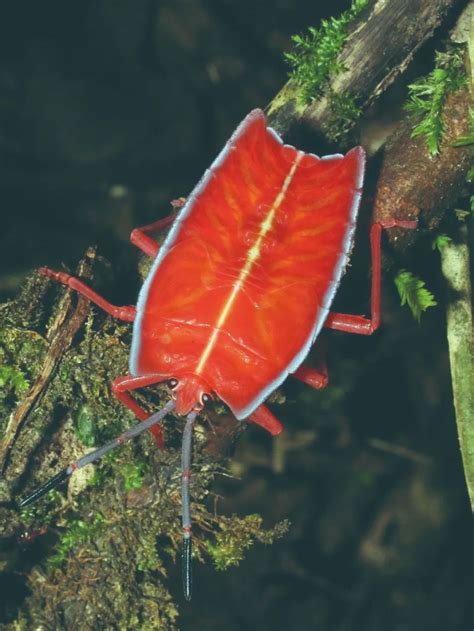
<box><xmin>130</xmin><ymin>110</ymin><xmax>365</xmax><ymax>417</ymax></box>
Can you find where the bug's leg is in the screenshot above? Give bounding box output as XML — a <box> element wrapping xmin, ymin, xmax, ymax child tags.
<box><xmin>293</xmin><ymin>364</ymin><xmax>328</xmax><ymax>390</ymax></box>
<box><xmin>293</xmin><ymin>341</ymin><xmax>328</xmax><ymax>390</ymax></box>
<box><xmin>248</xmin><ymin>404</ymin><xmax>284</xmax><ymax>436</ymax></box>
<box><xmin>112</xmin><ymin>374</ymin><xmax>167</xmax><ymax>447</ymax></box>
<box><xmin>324</xmin><ymin>220</ymin><xmax>417</xmax><ymax>336</ymax></box>
<box><xmin>39</xmin><ymin>268</ymin><xmax>136</xmax><ymax>322</ymax></box>
<box><xmin>130</xmin><ymin>198</ymin><xmax>186</xmax><ymax>258</ymax></box>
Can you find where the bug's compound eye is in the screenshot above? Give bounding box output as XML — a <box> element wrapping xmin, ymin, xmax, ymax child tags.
<box><xmin>201</xmin><ymin>393</ymin><xmax>211</xmax><ymax>405</ymax></box>
<box><xmin>168</xmin><ymin>378</ymin><xmax>178</xmax><ymax>389</ymax></box>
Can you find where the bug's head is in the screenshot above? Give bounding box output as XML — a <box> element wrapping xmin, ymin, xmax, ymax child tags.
<box><xmin>171</xmin><ymin>374</ymin><xmax>211</xmax><ymax>416</ymax></box>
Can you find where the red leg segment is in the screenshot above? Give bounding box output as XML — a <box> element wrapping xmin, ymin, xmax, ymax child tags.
<box><xmin>324</xmin><ymin>220</ymin><xmax>417</xmax><ymax>336</ymax></box>
<box><xmin>293</xmin><ymin>364</ymin><xmax>328</xmax><ymax>390</ymax></box>
<box><xmin>130</xmin><ymin>213</ymin><xmax>177</xmax><ymax>258</ymax></box>
<box><xmin>293</xmin><ymin>339</ymin><xmax>328</xmax><ymax>390</ymax></box>
<box><xmin>40</xmin><ymin>268</ymin><xmax>136</xmax><ymax>322</ymax></box>
<box><xmin>129</xmin><ymin>199</ymin><xmax>185</xmax><ymax>258</ymax></box>
<box><xmin>112</xmin><ymin>374</ymin><xmax>169</xmax><ymax>447</ymax></box>
<box><xmin>248</xmin><ymin>404</ymin><xmax>284</xmax><ymax>436</ymax></box>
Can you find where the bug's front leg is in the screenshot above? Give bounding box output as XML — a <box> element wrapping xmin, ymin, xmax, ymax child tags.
<box><xmin>40</xmin><ymin>268</ymin><xmax>136</xmax><ymax>322</ymax></box>
<box><xmin>112</xmin><ymin>374</ymin><xmax>168</xmax><ymax>447</ymax></box>
<box><xmin>324</xmin><ymin>220</ymin><xmax>417</xmax><ymax>336</ymax></box>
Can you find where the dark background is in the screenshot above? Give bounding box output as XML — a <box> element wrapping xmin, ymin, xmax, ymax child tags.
<box><xmin>0</xmin><ymin>1</ymin><xmax>471</xmax><ymax>629</ymax></box>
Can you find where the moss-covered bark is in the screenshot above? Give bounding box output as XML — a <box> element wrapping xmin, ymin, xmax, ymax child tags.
<box><xmin>0</xmin><ymin>255</ymin><xmax>287</xmax><ymax>629</ymax></box>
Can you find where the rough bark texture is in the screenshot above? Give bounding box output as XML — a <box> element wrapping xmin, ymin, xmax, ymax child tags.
<box><xmin>373</xmin><ymin>87</ymin><xmax>472</xmax><ymax>250</ymax></box>
<box><xmin>267</xmin><ymin>0</ymin><xmax>466</xmax><ymax>138</ymax></box>
<box><xmin>441</xmin><ymin>223</ymin><xmax>474</xmax><ymax>510</ymax></box>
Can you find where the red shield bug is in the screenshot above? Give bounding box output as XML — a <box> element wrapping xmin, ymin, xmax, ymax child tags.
<box><xmin>19</xmin><ymin>109</ymin><xmax>416</xmax><ymax>600</ymax></box>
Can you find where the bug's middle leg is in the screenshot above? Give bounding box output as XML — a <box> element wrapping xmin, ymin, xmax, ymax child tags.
<box><xmin>129</xmin><ymin>198</ymin><xmax>186</xmax><ymax>258</ymax></box>
<box><xmin>248</xmin><ymin>404</ymin><xmax>284</xmax><ymax>436</ymax></box>
<box><xmin>293</xmin><ymin>364</ymin><xmax>328</xmax><ymax>390</ymax></box>
<box><xmin>323</xmin><ymin>220</ymin><xmax>417</xmax><ymax>336</ymax></box>
<box><xmin>112</xmin><ymin>374</ymin><xmax>168</xmax><ymax>447</ymax></box>
<box><xmin>293</xmin><ymin>341</ymin><xmax>328</xmax><ymax>391</ymax></box>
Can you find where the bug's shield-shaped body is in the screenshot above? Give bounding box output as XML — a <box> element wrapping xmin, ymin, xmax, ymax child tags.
<box><xmin>131</xmin><ymin>109</ymin><xmax>365</xmax><ymax>418</ymax></box>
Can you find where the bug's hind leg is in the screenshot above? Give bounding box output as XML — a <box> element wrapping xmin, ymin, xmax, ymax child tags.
<box><xmin>293</xmin><ymin>364</ymin><xmax>328</xmax><ymax>390</ymax></box>
<box><xmin>130</xmin><ymin>198</ymin><xmax>186</xmax><ymax>258</ymax></box>
<box><xmin>40</xmin><ymin>268</ymin><xmax>136</xmax><ymax>321</ymax></box>
<box><xmin>112</xmin><ymin>374</ymin><xmax>168</xmax><ymax>447</ymax></box>
<box><xmin>324</xmin><ymin>220</ymin><xmax>417</xmax><ymax>336</ymax></box>
<box><xmin>248</xmin><ymin>404</ymin><xmax>284</xmax><ymax>436</ymax></box>
<box><xmin>293</xmin><ymin>341</ymin><xmax>328</xmax><ymax>390</ymax></box>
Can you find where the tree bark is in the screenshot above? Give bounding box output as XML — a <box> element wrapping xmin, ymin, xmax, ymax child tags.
<box><xmin>267</xmin><ymin>0</ymin><xmax>466</xmax><ymax>139</ymax></box>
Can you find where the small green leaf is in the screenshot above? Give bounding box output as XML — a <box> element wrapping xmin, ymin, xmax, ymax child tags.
<box><xmin>74</xmin><ymin>405</ymin><xmax>97</xmax><ymax>447</ymax></box>
<box><xmin>0</xmin><ymin>365</ymin><xmax>29</xmax><ymax>396</ymax></box>
<box><xmin>454</xmin><ymin>208</ymin><xmax>470</xmax><ymax>222</ymax></box>
<box><xmin>432</xmin><ymin>234</ymin><xmax>452</xmax><ymax>252</ymax></box>
<box><xmin>451</xmin><ymin>133</ymin><xmax>474</xmax><ymax>147</ymax></box>
<box><xmin>121</xmin><ymin>459</ymin><xmax>148</xmax><ymax>492</ymax></box>
<box><xmin>394</xmin><ymin>270</ymin><xmax>437</xmax><ymax>322</ymax></box>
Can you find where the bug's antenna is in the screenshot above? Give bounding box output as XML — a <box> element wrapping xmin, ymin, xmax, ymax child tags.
<box><xmin>18</xmin><ymin>400</ymin><xmax>175</xmax><ymax>508</ymax></box>
<box><xmin>181</xmin><ymin>409</ymin><xmax>197</xmax><ymax>601</ymax></box>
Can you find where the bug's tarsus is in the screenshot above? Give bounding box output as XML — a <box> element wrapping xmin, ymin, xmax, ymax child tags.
<box><xmin>18</xmin><ymin>401</ymin><xmax>175</xmax><ymax>509</ymax></box>
<box><xmin>181</xmin><ymin>409</ymin><xmax>197</xmax><ymax>601</ymax></box>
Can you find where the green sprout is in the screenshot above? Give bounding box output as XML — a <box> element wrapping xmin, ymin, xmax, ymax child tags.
<box><xmin>432</xmin><ymin>234</ymin><xmax>452</xmax><ymax>252</ymax></box>
<box><xmin>285</xmin><ymin>0</ymin><xmax>369</xmax><ymax>104</ymax></box>
<box><xmin>394</xmin><ymin>270</ymin><xmax>437</xmax><ymax>322</ymax></box>
<box><xmin>405</xmin><ymin>48</ymin><xmax>467</xmax><ymax>156</ymax></box>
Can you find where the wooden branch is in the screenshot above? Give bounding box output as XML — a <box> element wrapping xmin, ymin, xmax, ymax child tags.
<box><xmin>441</xmin><ymin>223</ymin><xmax>474</xmax><ymax>510</ymax></box>
<box><xmin>372</xmin><ymin>87</ymin><xmax>472</xmax><ymax>250</ymax></box>
<box><xmin>0</xmin><ymin>250</ymin><xmax>94</xmax><ymax>475</ymax></box>
<box><xmin>267</xmin><ymin>0</ymin><xmax>466</xmax><ymax>138</ymax></box>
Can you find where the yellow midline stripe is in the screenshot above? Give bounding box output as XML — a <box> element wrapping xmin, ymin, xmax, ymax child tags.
<box><xmin>195</xmin><ymin>151</ymin><xmax>304</xmax><ymax>375</ymax></box>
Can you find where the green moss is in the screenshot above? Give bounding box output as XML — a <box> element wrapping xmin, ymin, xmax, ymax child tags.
<box><xmin>48</xmin><ymin>513</ymin><xmax>106</xmax><ymax>567</ymax></box>
<box><xmin>2</xmin><ymin>268</ymin><xmax>293</xmax><ymax>628</ymax></box>
<box><xmin>285</xmin><ymin>0</ymin><xmax>369</xmax><ymax>104</ymax></box>
<box><xmin>206</xmin><ymin>514</ymin><xmax>290</xmax><ymax>570</ymax></box>
<box><xmin>405</xmin><ymin>47</ymin><xmax>467</xmax><ymax>156</ymax></box>
<box><xmin>74</xmin><ymin>405</ymin><xmax>98</xmax><ymax>446</ymax></box>
<box><xmin>120</xmin><ymin>458</ymin><xmax>148</xmax><ymax>492</ymax></box>
<box><xmin>0</xmin><ymin>365</ymin><xmax>29</xmax><ymax>396</ymax></box>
